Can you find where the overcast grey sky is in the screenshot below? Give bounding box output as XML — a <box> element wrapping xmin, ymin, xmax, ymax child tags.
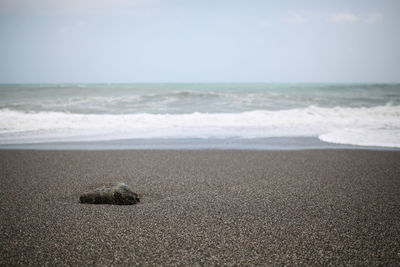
<box><xmin>0</xmin><ymin>0</ymin><xmax>399</xmax><ymax>83</ymax></box>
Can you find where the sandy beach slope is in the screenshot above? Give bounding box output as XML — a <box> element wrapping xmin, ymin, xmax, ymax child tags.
<box><xmin>1</xmin><ymin>150</ymin><xmax>399</xmax><ymax>265</ymax></box>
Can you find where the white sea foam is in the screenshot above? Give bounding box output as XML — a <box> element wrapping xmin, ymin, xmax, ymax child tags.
<box><xmin>319</xmin><ymin>129</ymin><xmax>400</xmax><ymax>148</ymax></box>
<box><xmin>0</xmin><ymin>105</ymin><xmax>399</xmax><ymax>147</ymax></box>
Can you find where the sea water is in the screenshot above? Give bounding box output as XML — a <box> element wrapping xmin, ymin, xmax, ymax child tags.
<box><xmin>0</xmin><ymin>83</ymin><xmax>399</xmax><ymax>150</ymax></box>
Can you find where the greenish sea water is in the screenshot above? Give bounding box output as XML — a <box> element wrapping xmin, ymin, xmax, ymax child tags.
<box><xmin>0</xmin><ymin>83</ymin><xmax>399</xmax><ymax>149</ymax></box>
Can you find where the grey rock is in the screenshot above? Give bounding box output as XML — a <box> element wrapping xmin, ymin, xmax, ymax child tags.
<box><xmin>80</xmin><ymin>182</ymin><xmax>140</xmax><ymax>205</ymax></box>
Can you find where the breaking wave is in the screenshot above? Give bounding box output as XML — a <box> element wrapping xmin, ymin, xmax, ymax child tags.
<box><xmin>0</xmin><ymin>105</ymin><xmax>399</xmax><ymax>147</ymax></box>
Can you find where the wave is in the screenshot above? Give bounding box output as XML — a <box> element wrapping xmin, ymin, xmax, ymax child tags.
<box><xmin>2</xmin><ymin>85</ymin><xmax>399</xmax><ymax>115</ymax></box>
<box><xmin>0</xmin><ymin>105</ymin><xmax>399</xmax><ymax>147</ymax></box>
<box><xmin>0</xmin><ymin>91</ymin><xmax>239</xmax><ymax>114</ymax></box>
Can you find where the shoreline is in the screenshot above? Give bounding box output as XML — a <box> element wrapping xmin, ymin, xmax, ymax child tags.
<box><xmin>1</xmin><ymin>149</ymin><xmax>399</xmax><ymax>265</ymax></box>
<box><xmin>1</xmin><ymin>136</ymin><xmax>399</xmax><ymax>151</ymax></box>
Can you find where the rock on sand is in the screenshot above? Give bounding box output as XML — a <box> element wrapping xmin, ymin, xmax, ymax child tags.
<box><xmin>80</xmin><ymin>182</ymin><xmax>140</xmax><ymax>205</ymax></box>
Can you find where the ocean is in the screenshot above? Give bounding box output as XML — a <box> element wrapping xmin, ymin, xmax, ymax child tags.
<box><xmin>0</xmin><ymin>83</ymin><xmax>399</xmax><ymax>150</ymax></box>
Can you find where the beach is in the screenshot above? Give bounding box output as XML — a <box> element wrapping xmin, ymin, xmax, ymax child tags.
<box><xmin>2</xmin><ymin>0</ymin><xmax>400</xmax><ymax>264</ymax></box>
<box><xmin>1</xmin><ymin>149</ymin><xmax>399</xmax><ymax>265</ymax></box>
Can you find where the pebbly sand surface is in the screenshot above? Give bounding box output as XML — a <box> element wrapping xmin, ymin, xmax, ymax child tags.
<box><xmin>0</xmin><ymin>149</ymin><xmax>399</xmax><ymax>266</ymax></box>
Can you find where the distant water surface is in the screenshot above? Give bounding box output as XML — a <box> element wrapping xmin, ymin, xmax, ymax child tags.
<box><xmin>0</xmin><ymin>83</ymin><xmax>399</xmax><ymax>149</ymax></box>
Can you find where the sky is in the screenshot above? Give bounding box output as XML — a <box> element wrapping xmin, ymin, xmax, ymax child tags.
<box><xmin>0</xmin><ymin>0</ymin><xmax>399</xmax><ymax>83</ymax></box>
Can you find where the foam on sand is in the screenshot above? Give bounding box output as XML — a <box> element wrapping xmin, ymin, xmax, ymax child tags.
<box><xmin>319</xmin><ymin>129</ymin><xmax>400</xmax><ymax>148</ymax></box>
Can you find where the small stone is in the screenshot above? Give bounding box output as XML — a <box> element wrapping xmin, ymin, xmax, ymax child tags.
<box><xmin>80</xmin><ymin>182</ymin><xmax>140</xmax><ymax>205</ymax></box>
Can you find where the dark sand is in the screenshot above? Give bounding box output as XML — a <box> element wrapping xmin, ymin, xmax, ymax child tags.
<box><xmin>1</xmin><ymin>150</ymin><xmax>399</xmax><ymax>266</ymax></box>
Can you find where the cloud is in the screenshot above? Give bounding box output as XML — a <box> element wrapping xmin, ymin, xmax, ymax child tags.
<box><xmin>329</xmin><ymin>11</ymin><xmax>360</xmax><ymax>23</ymax></box>
<box><xmin>57</xmin><ymin>26</ymin><xmax>69</xmax><ymax>33</ymax></box>
<box><xmin>259</xmin><ymin>10</ymin><xmax>383</xmax><ymax>29</ymax></box>
<box><xmin>77</xmin><ymin>20</ymin><xmax>88</xmax><ymax>26</ymax></box>
<box><xmin>284</xmin><ymin>13</ymin><xmax>308</xmax><ymax>25</ymax></box>
<box><xmin>365</xmin><ymin>12</ymin><xmax>383</xmax><ymax>23</ymax></box>
<box><xmin>328</xmin><ymin>11</ymin><xmax>384</xmax><ymax>24</ymax></box>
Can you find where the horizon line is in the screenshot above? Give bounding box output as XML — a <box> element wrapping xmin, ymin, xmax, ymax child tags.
<box><xmin>1</xmin><ymin>81</ymin><xmax>399</xmax><ymax>85</ymax></box>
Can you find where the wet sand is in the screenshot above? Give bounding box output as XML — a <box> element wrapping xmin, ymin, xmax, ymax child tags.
<box><xmin>1</xmin><ymin>150</ymin><xmax>399</xmax><ymax>265</ymax></box>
